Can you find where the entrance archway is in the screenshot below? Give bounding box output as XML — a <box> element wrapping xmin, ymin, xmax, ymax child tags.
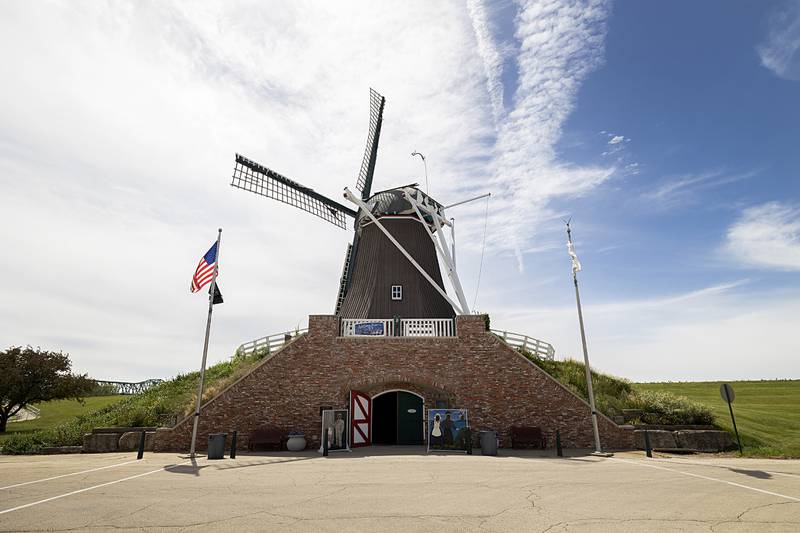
<box><xmin>371</xmin><ymin>390</ymin><xmax>424</xmax><ymax>445</ymax></box>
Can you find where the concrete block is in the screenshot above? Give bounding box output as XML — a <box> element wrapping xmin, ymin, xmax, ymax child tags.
<box><xmin>118</xmin><ymin>431</ymin><xmax>155</xmax><ymax>452</ymax></box>
<box><xmin>674</xmin><ymin>430</ymin><xmax>735</xmax><ymax>452</ymax></box>
<box><xmin>82</xmin><ymin>432</ymin><xmax>120</xmax><ymax>453</ymax></box>
<box><xmin>634</xmin><ymin>429</ymin><xmax>677</xmax><ymax>450</ymax></box>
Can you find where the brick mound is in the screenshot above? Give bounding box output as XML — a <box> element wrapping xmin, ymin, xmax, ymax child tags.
<box><xmin>153</xmin><ymin>315</ymin><xmax>633</xmax><ymax>452</ymax></box>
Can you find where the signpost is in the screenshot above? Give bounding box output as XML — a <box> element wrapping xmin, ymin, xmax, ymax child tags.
<box><xmin>720</xmin><ymin>383</ymin><xmax>743</xmax><ymax>454</ymax></box>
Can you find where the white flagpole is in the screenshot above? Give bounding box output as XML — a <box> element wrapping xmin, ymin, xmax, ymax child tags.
<box><xmin>566</xmin><ymin>222</ymin><xmax>605</xmax><ymax>455</ymax></box>
<box><xmin>189</xmin><ymin>228</ymin><xmax>222</xmax><ymax>458</ymax></box>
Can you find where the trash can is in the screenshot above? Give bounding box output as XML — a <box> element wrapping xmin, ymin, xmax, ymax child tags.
<box><xmin>207</xmin><ymin>433</ymin><xmax>227</xmax><ymax>460</ymax></box>
<box><xmin>479</xmin><ymin>430</ymin><xmax>497</xmax><ymax>456</ymax></box>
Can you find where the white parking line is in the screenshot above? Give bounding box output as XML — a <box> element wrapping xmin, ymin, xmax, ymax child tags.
<box><xmin>611</xmin><ymin>457</ymin><xmax>800</xmax><ymax>503</ymax></box>
<box><xmin>0</xmin><ymin>459</ymin><xmax>140</xmax><ymax>491</ymax></box>
<box><xmin>654</xmin><ymin>457</ymin><xmax>800</xmax><ymax>478</ymax></box>
<box><xmin>0</xmin><ymin>460</ymin><xmax>193</xmax><ymax>516</ymax></box>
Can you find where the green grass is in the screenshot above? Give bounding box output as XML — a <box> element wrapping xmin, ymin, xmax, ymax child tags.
<box><xmin>0</xmin><ymin>352</ymin><xmax>266</xmax><ymax>454</ymax></box>
<box><xmin>0</xmin><ymin>396</ymin><xmax>127</xmax><ymax>443</ymax></box>
<box><xmin>635</xmin><ymin>380</ymin><xmax>800</xmax><ymax>458</ymax></box>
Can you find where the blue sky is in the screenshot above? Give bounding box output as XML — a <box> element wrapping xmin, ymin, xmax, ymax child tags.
<box><xmin>1</xmin><ymin>1</ymin><xmax>798</xmax><ymax>382</ymax></box>
<box><xmin>547</xmin><ymin>0</ymin><xmax>800</xmax><ymax>299</ymax></box>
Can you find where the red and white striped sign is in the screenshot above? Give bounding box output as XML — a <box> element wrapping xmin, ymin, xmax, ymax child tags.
<box><xmin>350</xmin><ymin>390</ymin><xmax>371</xmax><ymax>447</ymax></box>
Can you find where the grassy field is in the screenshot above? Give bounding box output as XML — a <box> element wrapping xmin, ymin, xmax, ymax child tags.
<box><xmin>634</xmin><ymin>380</ymin><xmax>800</xmax><ymax>458</ymax></box>
<box><xmin>0</xmin><ymin>396</ymin><xmax>128</xmax><ymax>443</ymax></box>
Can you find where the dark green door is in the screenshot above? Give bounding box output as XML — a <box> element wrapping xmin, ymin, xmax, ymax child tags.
<box><xmin>396</xmin><ymin>392</ymin><xmax>423</xmax><ymax>445</ymax></box>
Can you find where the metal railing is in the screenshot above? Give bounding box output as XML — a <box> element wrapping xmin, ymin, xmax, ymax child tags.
<box><xmin>92</xmin><ymin>379</ymin><xmax>164</xmax><ymax>395</ymax></box>
<box><xmin>8</xmin><ymin>405</ymin><xmax>40</xmax><ymax>422</ymax></box>
<box><xmin>236</xmin><ymin>329</ymin><xmax>308</xmax><ymax>357</ymax></box>
<box><xmin>340</xmin><ymin>318</ymin><xmax>455</xmax><ymax>337</ymax></box>
<box><xmin>491</xmin><ymin>329</ymin><xmax>555</xmax><ymax>360</ymax></box>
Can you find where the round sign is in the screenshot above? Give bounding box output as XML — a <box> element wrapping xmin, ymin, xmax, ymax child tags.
<box><xmin>720</xmin><ymin>383</ymin><xmax>735</xmax><ymax>403</ymax></box>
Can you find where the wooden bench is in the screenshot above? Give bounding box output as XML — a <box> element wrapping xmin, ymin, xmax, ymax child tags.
<box><xmin>510</xmin><ymin>426</ymin><xmax>547</xmax><ymax>449</ymax></box>
<box><xmin>248</xmin><ymin>427</ymin><xmax>286</xmax><ymax>451</ymax></box>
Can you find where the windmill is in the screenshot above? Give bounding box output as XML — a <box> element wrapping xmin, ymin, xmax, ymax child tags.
<box><xmin>230</xmin><ymin>88</ymin><xmax>475</xmax><ymax>320</ymax></box>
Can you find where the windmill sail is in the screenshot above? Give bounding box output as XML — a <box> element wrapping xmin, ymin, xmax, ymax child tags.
<box><xmin>355</xmin><ymin>88</ymin><xmax>386</xmax><ymax>200</ymax></box>
<box><xmin>231</xmin><ymin>154</ymin><xmax>357</xmax><ymax>229</ymax></box>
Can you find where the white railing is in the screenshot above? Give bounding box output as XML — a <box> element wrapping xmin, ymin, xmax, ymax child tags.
<box><xmin>236</xmin><ymin>328</ymin><xmax>308</xmax><ymax>357</ymax></box>
<box><xmin>340</xmin><ymin>318</ymin><xmax>455</xmax><ymax>337</ymax></box>
<box><xmin>401</xmin><ymin>318</ymin><xmax>454</xmax><ymax>337</ymax></box>
<box><xmin>340</xmin><ymin>318</ymin><xmax>396</xmax><ymax>337</ymax></box>
<box><xmin>492</xmin><ymin>329</ymin><xmax>555</xmax><ymax>360</ymax></box>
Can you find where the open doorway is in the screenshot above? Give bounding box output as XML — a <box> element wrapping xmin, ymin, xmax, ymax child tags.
<box><xmin>372</xmin><ymin>390</ymin><xmax>424</xmax><ymax>445</ymax></box>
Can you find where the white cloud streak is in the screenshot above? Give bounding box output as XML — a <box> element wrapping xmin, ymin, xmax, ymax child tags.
<box><xmin>464</xmin><ymin>0</ymin><xmax>615</xmax><ymax>270</ymax></box>
<box><xmin>723</xmin><ymin>202</ymin><xmax>800</xmax><ymax>271</ymax></box>
<box><xmin>757</xmin><ymin>0</ymin><xmax>800</xmax><ymax>82</ymax></box>
<box><xmin>642</xmin><ymin>169</ymin><xmax>757</xmax><ymax>208</ymax></box>
<box><xmin>466</xmin><ymin>0</ymin><xmax>506</xmax><ymax>124</ymax></box>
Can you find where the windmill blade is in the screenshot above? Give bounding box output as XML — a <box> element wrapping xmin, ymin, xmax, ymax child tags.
<box><xmin>355</xmin><ymin>88</ymin><xmax>386</xmax><ymax>200</ymax></box>
<box><xmin>232</xmin><ymin>154</ymin><xmax>357</xmax><ymax>229</ymax></box>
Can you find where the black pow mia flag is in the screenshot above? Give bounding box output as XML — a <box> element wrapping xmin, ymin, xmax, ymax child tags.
<box><xmin>209</xmin><ymin>282</ymin><xmax>223</xmax><ymax>305</ymax></box>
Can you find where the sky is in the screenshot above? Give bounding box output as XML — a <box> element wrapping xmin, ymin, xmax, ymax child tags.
<box><xmin>1</xmin><ymin>0</ymin><xmax>798</xmax><ymax>383</ymax></box>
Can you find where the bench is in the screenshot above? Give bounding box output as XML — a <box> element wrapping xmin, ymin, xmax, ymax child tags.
<box><xmin>510</xmin><ymin>426</ymin><xmax>546</xmax><ymax>449</ymax></box>
<box><xmin>248</xmin><ymin>427</ymin><xmax>287</xmax><ymax>451</ymax></box>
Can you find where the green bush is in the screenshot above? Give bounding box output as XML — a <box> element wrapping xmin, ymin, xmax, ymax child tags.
<box><xmin>625</xmin><ymin>389</ymin><xmax>715</xmax><ymax>426</ymax></box>
<box><xmin>520</xmin><ymin>351</ymin><xmax>715</xmax><ymax>426</ymax></box>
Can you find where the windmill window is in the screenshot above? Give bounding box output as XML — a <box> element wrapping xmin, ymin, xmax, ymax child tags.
<box><xmin>391</xmin><ymin>285</ymin><xmax>403</xmax><ymax>301</ymax></box>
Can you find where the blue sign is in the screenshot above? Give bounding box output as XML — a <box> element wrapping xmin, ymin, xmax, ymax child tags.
<box><xmin>354</xmin><ymin>322</ymin><xmax>385</xmax><ymax>336</ymax></box>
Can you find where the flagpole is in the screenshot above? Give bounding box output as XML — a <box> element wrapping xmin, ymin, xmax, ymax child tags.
<box><xmin>566</xmin><ymin>222</ymin><xmax>605</xmax><ymax>455</ymax></box>
<box><xmin>189</xmin><ymin>228</ymin><xmax>222</xmax><ymax>458</ymax></box>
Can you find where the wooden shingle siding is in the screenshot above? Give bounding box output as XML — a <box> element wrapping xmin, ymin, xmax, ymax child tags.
<box><xmin>337</xmin><ymin>217</ymin><xmax>455</xmax><ymax>319</ymax></box>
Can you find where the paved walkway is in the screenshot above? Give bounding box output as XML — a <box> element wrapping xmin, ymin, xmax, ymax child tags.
<box><xmin>1</xmin><ymin>448</ymin><xmax>798</xmax><ymax>531</ymax></box>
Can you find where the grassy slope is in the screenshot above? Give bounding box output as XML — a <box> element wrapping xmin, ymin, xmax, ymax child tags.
<box><xmin>0</xmin><ymin>396</ymin><xmax>128</xmax><ymax>443</ymax></box>
<box><xmin>635</xmin><ymin>380</ymin><xmax>800</xmax><ymax>457</ymax></box>
<box><xmin>523</xmin><ymin>355</ymin><xmax>715</xmax><ymax>425</ymax></box>
<box><xmin>0</xmin><ymin>353</ymin><xmax>266</xmax><ymax>453</ymax></box>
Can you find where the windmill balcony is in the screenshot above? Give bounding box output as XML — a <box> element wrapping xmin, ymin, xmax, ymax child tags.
<box><xmin>340</xmin><ymin>317</ymin><xmax>455</xmax><ymax>338</ymax></box>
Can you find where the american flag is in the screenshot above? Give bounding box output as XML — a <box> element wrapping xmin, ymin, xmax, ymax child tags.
<box><xmin>190</xmin><ymin>242</ymin><xmax>218</xmax><ymax>293</ymax></box>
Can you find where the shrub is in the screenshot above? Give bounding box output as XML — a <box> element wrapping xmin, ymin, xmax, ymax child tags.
<box><xmin>520</xmin><ymin>351</ymin><xmax>715</xmax><ymax>426</ymax></box>
<box><xmin>625</xmin><ymin>389</ymin><xmax>716</xmax><ymax>426</ymax></box>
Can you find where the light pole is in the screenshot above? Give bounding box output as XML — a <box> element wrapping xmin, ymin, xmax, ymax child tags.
<box><xmin>411</xmin><ymin>151</ymin><xmax>429</xmax><ymax>194</ymax></box>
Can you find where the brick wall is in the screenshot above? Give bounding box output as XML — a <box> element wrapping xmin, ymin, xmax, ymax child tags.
<box><xmin>153</xmin><ymin>315</ymin><xmax>633</xmax><ymax>452</ymax></box>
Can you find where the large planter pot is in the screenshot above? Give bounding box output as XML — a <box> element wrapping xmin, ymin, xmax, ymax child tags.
<box><xmin>286</xmin><ymin>435</ymin><xmax>306</xmax><ymax>452</ymax></box>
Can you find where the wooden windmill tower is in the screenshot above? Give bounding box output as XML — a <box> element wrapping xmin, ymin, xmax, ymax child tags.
<box><xmin>230</xmin><ymin>89</ymin><xmax>473</xmax><ymax>321</ymax></box>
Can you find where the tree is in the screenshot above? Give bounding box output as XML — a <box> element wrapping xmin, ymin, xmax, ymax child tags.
<box><xmin>0</xmin><ymin>346</ymin><xmax>95</xmax><ymax>432</ymax></box>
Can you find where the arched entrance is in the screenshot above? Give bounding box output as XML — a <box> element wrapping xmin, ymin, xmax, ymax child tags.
<box><xmin>372</xmin><ymin>390</ymin><xmax>424</xmax><ymax>445</ymax></box>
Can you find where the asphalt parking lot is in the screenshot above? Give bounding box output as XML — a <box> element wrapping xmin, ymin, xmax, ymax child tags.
<box><xmin>1</xmin><ymin>448</ymin><xmax>798</xmax><ymax>532</ymax></box>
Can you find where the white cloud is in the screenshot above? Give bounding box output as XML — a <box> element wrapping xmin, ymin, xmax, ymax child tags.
<box><xmin>492</xmin><ymin>282</ymin><xmax>800</xmax><ymax>381</ymax></box>
<box><xmin>608</xmin><ymin>135</ymin><xmax>625</xmax><ymax>145</ymax></box>
<box><xmin>0</xmin><ymin>1</ymin><xmax>494</xmax><ymax>380</ymax></box>
<box><xmin>757</xmin><ymin>0</ymin><xmax>800</xmax><ymax>81</ymax></box>
<box><xmin>0</xmin><ymin>0</ymin><xmax>618</xmax><ymax>380</ymax></box>
<box><xmin>723</xmin><ymin>202</ymin><xmax>800</xmax><ymax>271</ymax></box>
